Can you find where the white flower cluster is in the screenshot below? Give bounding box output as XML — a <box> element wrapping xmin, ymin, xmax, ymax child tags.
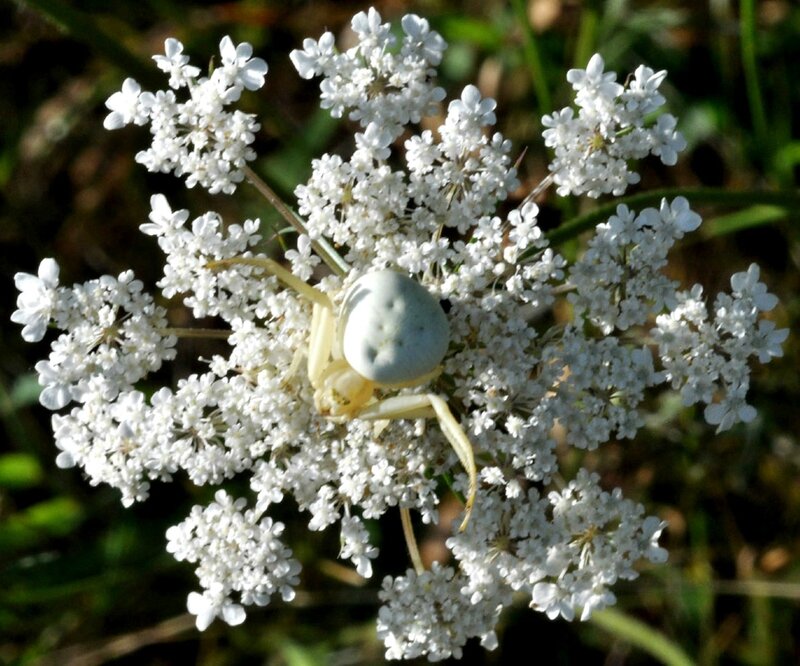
<box><xmin>568</xmin><ymin>196</ymin><xmax>702</xmax><ymax>334</ymax></box>
<box><xmin>291</xmin><ymin>8</ymin><xmax>446</xmax><ymax>139</ymax></box>
<box><xmin>12</xmin><ymin>260</ymin><xmax>176</xmax><ymax>412</ymax></box>
<box><xmin>447</xmin><ymin>471</ymin><xmax>667</xmax><ymax>625</ymax></box>
<box><xmin>543</xmin><ymin>53</ymin><xmax>687</xmax><ymax>197</ymax></box>
<box><xmin>142</xmin><ymin>193</ymin><xmax>267</xmax><ymax>319</ymax></box>
<box><xmin>104</xmin><ymin>37</ymin><xmax>268</xmax><ymax>193</ymax></box>
<box><xmin>167</xmin><ymin>490</ymin><xmax>301</xmax><ymax>630</ymax></box>
<box><xmin>653</xmin><ymin>263</ymin><xmax>787</xmax><ymax>432</ymax></box>
<box><xmin>12</xmin><ymin>8</ymin><xmax>786</xmax><ymax>661</ymax></box>
<box><xmin>295</xmin><ymin>79</ymin><xmax>521</xmax><ymax>271</ymax></box>
<box><xmin>11</xmin><ymin>260</ymin><xmax>177</xmax><ymax>504</ymax></box>
<box><xmin>377</xmin><ymin>562</ymin><xmax>505</xmax><ymax>661</ymax></box>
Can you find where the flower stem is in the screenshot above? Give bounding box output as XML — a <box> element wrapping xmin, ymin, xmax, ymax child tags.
<box><xmin>590</xmin><ymin>608</ymin><xmax>696</xmax><ymax>666</ymax></box>
<box><xmin>242</xmin><ymin>166</ymin><xmax>350</xmax><ymax>277</ymax></box>
<box><xmin>159</xmin><ymin>327</ymin><xmax>231</xmax><ymax>340</ymax></box>
<box><xmin>400</xmin><ymin>507</ymin><xmax>425</xmax><ymax>575</ymax></box>
<box><xmin>520</xmin><ymin>172</ymin><xmax>555</xmax><ymax>207</ymax></box>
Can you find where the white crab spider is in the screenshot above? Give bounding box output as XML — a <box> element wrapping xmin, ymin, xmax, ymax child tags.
<box><xmin>225</xmin><ymin>258</ymin><xmax>477</xmax><ymax>531</ymax></box>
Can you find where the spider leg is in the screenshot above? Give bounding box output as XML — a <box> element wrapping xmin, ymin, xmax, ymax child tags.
<box><xmin>308</xmin><ymin>302</ymin><xmax>335</xmax><ymax>387</ymax></box>
<box><xmin>208</xmin><ymin>256</ymin><xmax>332</xmax><ymax>309</ymax></box>
<box><xmin>357</xmin><ymin>394</ymin><xmax>477</xmax><ymax>532</ymax></box>
<box><xmin>281</xmin><ymin>345</ymin><xmax>305</xmax><ymax>386</ymax></box>
<box><xmin>211</xmin><ymin>256</ymin><xmax>337</xmax><ymax>387</ymax></box>
<box><xmin>252</xmin><ymin>261</ymin><xmax>338</xmax><ymax>388</ymax></box>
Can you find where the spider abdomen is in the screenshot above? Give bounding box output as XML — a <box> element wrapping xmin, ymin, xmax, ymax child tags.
<box><xmin>341</xmin><ymin>270</ymin><xmax>449</xmax><ymax>384</ymax></box>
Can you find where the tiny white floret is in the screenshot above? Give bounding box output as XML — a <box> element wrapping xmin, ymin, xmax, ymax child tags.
<box><xmin>340</xmin><ymin>271</ymin><xmax>449</xmax><ymax>384</ymax></box>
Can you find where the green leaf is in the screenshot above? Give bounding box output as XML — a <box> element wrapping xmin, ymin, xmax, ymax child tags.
<box><xmin>510</xmin><ymin>0</ymin><xmax>552</xmax><ymax>118</ymax></box>
<box><xmin>280</xmin><ymin>639</ymin><xmax>329</xmax><ymax>666</ymax></box>
<box><xmin>740</xmin><ymin>0</ymin><xmax>769</xmax><ymax>154</ymax></box>
<box><xmin>542</xmin><ymin>187</ymin><xmax>800</xmax><ymax>249</ymax></box>
<box><xmin>773</xmin><ymin>141</ymin><xmax>800</xmax><ymax>176</ymax></box>
<box><xmin>0</xmin><ymin>497</ymin><xmax>84</xmax><ymax>552</ymax></box>
<box><xmin>0</xmin><ymin>454</ymin><xmax>44</xmax><ymax>489</ymax></box>
<box><xmin>3</xmin><ymin>374</ymin><xmax>42</xmax><ymax>415</ymax></box>
<box><xmin>20</xmin><ymin>497</ymin><xmax>83</xmax><ymax>534</ymax></box>
<box><xmin>437</xmin><ymin>16</ymin><xmax>504</xmax><ymax>50</ymax></box>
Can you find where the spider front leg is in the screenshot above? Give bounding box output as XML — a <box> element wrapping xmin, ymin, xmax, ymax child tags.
<box><xmin>281</xmin><ymin>296</ymin><xmax>335</xmax><ymax>387</ymax></box>
<box><xmin>308</xmin><ymin>302</ymin><xmax>335</xmax><ymax>386</ymax></box>
<box><xmin>356</xmin><ymin>394</ymin><xmax>477</xmax><ymax>532</ymax></box>
<box><xmin>209</xmin><ymin>256</ymin><xmax>336</xmax><ymax>386</ymax></box>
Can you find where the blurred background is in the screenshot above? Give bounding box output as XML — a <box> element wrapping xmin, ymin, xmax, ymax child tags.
<box><xmin>1</xmin><ymin>0</ymin><xmax>799</xmax><ymax>664</ymax></box>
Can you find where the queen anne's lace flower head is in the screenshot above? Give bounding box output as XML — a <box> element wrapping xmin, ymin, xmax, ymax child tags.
<box><xmin>167</xmin><ymin>490</ymin><xmax>301</xmax><ymax>630</ymax></box>
<box><xmin>543</xmin><ymin>54</ymin><xmax>687</xmax><ymax>197</ymax></box>
<box><xmin>290</xmin><ymin>9</ymin><xmax>446</xmax><ymax>139</ymax></box>
<box><xmin>653</xmin><ymin>262</ymin><xmax>786</xmax><ymax>433</ymax></box>
<box><xmin>103</xmin><ymin>37</ymin><xmax>267</xmax><ymax>194</ymax></box>
<box><xmin>12</xmin><ymin>8</ymin><xmax>786</xmax><ymax>661</ymax></box>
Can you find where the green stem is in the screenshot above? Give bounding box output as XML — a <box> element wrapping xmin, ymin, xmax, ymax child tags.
<box><xmin>243</xmin><ymin>166</ymin><xmax>350</xmax><ymax>277</ymax></box>
<box><xmin>739</xmin><ymin>0</ymin><xmax>768</xmax><ymax>152</ymax></box>
<box><xmin>542</xmin><ymin>187</ymin><xmax>800</xmax><ymax>248</ymax></box>
<box><xmin>590</xmin><ymin>608</ymin><xmax>696</xmax><ymax>666</ymax></box>
<box><xmin>509</xmin><ymin>0</ymin><xmax>552</xmax><ymax>120</ymax></box>
<box><xmin>159</xmin><ymin>327</ymin><xmax>231</xmax><ymax>340</ymax></box>
<box><xmin>520</xmin><ymin>173</ymin><xmax>555</xmax><ymax>207</ymax></box>
<box><xmin>713</xmin><ymin>579</ymin><xmax>800</xmax><ymax>600</ymax></box>
<box><xmin>438</xmin><ymin>471</ymin><xmax>467</xmax><ymax>505</ymax></box>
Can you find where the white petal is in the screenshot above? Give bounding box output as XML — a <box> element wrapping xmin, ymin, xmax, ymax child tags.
<box><xmin>103</xmin><ymin>111</ymin><xmax>125</xmax><ymax>130</ymax></box>
<box><xmin>39</xmin><ymin>384</ymin><xmax>70</xmax><ymax>411</ymax></box>
<box><xmin>21</xmin><ymin>319</ymin><xmax>48</xmax><ymax>343</ymax></box>
<box><xmin>222</xmin><ymin>603</ymin><xmax>246</xmax><ymax>626</ymax></box>
<box><xmin>37</xmin><ymin>258</ymin><xmax>60</xmax><ymax>285</ymax></box>
<box><xmin>218</xmin><ymin>36</ymin><xmax>235</xmax><ymax>63</ymax></box>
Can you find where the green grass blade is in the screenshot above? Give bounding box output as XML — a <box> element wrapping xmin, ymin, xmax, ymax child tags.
<box><xmin>543</xmin><ymin>188</ymin><xmax>800</xmax><ymax>247</ymax></box>
<box><xmin>0</xmin><ymin>453</ymin><xmax>44</xmax><ymax>489</ymax></box>
<box><xmin>590</xmin><ymin>608</ymin><xmax>696</xmax><ymax>666</ymax></box>
<box><xmin>572</xmin><ymin>4</ymin><xmax>599</xmax><ymax>70</ymax></box>
<box><xmin>699</xmin><ymin>205</ymin><xmax>788</xmax><ymax>240</ymax></box>
<box><xmin>509</xmin><ymin>0</ymin><xmax>553</xmax><ymax>119</ymax></box>
<box><xmin>739</xmin><ymin>0</ymin><xmax>768</xmax><ymax>154</ymax></box>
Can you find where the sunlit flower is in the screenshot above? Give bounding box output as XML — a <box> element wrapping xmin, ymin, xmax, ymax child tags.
<box><xmin>11</xmin><ymin>8</ymin><xmax>785</xmax><ymax>661</ymax></box>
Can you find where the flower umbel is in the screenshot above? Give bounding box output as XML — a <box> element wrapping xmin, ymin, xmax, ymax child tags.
<box><xmin>542</xmin><ymin>53</ymin><xmax>687</xmax><ymax>197</ymax></box>
<box><xmin>104</xmin><ymin>36</ymin><xmax>267</xmax><ymax>194</ymax></box>
<box><xmin>12</xmin><ymin>9</ymin><xmax>786</xmax><ymax>662</ymax></box>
